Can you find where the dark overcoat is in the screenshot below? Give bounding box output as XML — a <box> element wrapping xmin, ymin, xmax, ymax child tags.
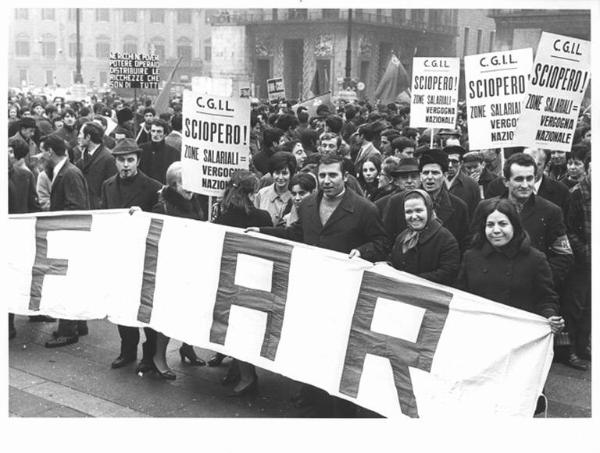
<box><xmin>76</xmin><ymin>145</ymin><xmax>117</xmax><ymax>209</ymax></box>
<box><xmin>50</xmin><ymin>160</ymin><xmax>90</xmax><ymax>211</ymax></box>
<box><xmin>100</xmin><ymin>171</ymin><xmax>162</xmax><ymax>211</ymax></box>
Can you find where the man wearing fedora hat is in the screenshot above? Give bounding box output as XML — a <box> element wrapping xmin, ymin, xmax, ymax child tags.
<box><xmin>100</xmin><ymin>138</ymin><xmax>163</xmax><ymax>371</ymax></box>
<box><xmin>375</xmin><ymin>157</ymin><xmax>421</xmax><ymax>217</ymax></box>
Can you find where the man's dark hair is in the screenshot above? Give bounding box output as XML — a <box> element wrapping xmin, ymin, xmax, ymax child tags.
<box><xmin>391</xmin><ymin>136</ymin><xmax>416</xmax><ymax>152</ymax></box>
<box><xmin>318</xmin><ymin>153</ymin><xmax>346</xmax><ymax>174</ymax></box>
<box><xmin>80</xmin><ymin>107</ymin><xmax>91</xmax><ymax>117</ymax></box>
<box><xmin>503</xmin><ymin>152</ymin><xmax>537</xmax><ymax>180</ymax></box>
<box><xmin>9</xmin><ymin>139</ymin><xmax>29</xmax><ymax>160</ymax></box>
<box><xmin>159</xmin><ymin>112</ymin><xmax>172</xmax><ymax>123</ymax></box>
<box><xmin>344</xmin><ymin>104</ymin><xmax>357</xmax><ymax>121</ymax></box>
<box><xmin>143</xmin><ymin>107</ymin><xmax>156</xmax><ymax>116</ymax></box>
<box><xmin>275</xmin><ymin>113</ymin><xmax>299</xmax><ymax>132</ymax></box>
<box><xmin>263</xmin><ymin>127</ymin><xmax>285</xmax><ymax>150</ymax></box>
<box><xmin>325</xmin><ymin>115</ymin><xmax>344</xmax><ymax>134</ymax></box>
<box><xmin>61</xmin><ymin>108</ymin><xmax>76</xmax><ymax>119</ymax></box>
<box><xmin>297</xmin><ymin>110</ymin><xmax>309</xmax><ymax>124</ymax></box>
<box><xmin>358</xmin><ymin>123</ymin><xmax>377</xmax><ymax>142</ymax></box>
<box><xmin>150</xmin><ymin>118</ymin><xmax>169</xmax><ymax>132</ymax></box>
<box><xmin>93</xmin><ymin>102</ymin><xmax>107</xmax><ymax>114</ymax></box>
<box><xmin>41</xmin><ymin>134</ymin><xmax>67</xmax><ymax>157</ymax></box>
<box><xmin>171</xmin><ymin>114</ymin><xmax>182</xmax><ymax>132</ymax></box>
<box><xmin>569</xmin><ymin>144</ymin><xmax>591</xmax><ymax>170</ymax></box>
<box><xmin>401</xmin><ymin>127</ymin><xmax>419</xmax><ymax>140</ymax></box>
<box><xmin>81</xmin><ymin>122</ymin><xmax>104</xmax><ymax>144</ymax></box>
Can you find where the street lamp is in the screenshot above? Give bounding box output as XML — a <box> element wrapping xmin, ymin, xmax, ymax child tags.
<box><xmin>74</xmin><ymin>8</ymin><xmax>83</xmax><ymax>83</ymax></box>
<box><xmin>344</xmin><ymin>9</ymin><xmax>353</xmax><ymax>89</ymax></box>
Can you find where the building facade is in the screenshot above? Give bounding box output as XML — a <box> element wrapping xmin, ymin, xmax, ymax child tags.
<box><xmin>208</xmin><ymin>9</ymin><xmax>459</xmax><ymax>101</ymax></box>
<box><xmin>8</xmin><ymin>8</ymin><xmax>213</xmax><ymax>90</ymax></box>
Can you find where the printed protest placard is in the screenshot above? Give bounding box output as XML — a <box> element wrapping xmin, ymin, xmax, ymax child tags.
<box><xmin>267</xmin><ymin>77</ymin><xmax>285</xmax><ymax>102</ymax></box>
<box><xmin>512</xmin><ymin>33</ymin><xmax>590</xmax><ymax>151</ymax></box>
<box><xmin>410</xmin><ymin>58</ymin><xmax>460</xmax><ymax>129</ymax></box>
<box><xmin>465</xmin><ymin>48</ymin><xmax>532</xmax><ymax>150</ymax></box>
<box><xmin>109</xmin><ymin>52</ymin><xmax>160</xmax><ymax>89</ymax></box>
<box><xmin>181</xmin><ymin>91</ymin><xmax>251</xmax><ymax>196</ymax></box>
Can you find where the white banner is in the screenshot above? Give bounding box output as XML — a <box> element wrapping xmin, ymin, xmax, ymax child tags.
<box><xmin>7</xmin><ymin>211</ymin><xmax>554</xmax><ymax>418</ymax></box>
<box><xmin>191</xmin><ymin>76</ymin><xmax>233</xmax><ymax>97</ymax></box>
<box><xmin>181</xmin><ymin>91</ymin><xmax>251</xmax><ymax>196</ymax></box>
<box><xmin>512</xmin><ymin>32</ymin><xmax>590</xmax><ymax>151</ymax></box>
<box><xmin>465</xmin><ymin>49</ymin><xmax>533</xmax><ymax>150</ymax></box>
<box><xmin>410</xmin><ymin>58</ymin><xmax>460</xmax><ymax>129</ymax></box>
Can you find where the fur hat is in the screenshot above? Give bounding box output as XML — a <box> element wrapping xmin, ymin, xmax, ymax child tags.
<box><xmin>419</xmin><ymin>148</ymin><xmax>449</xmax><ymax>173</ymax></box>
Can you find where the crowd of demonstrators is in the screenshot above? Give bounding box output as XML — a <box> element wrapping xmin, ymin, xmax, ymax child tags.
<box><xmin>7</xmin><ymin>88</ymin><xmax>592</xmax><ymax>416</ymax></box>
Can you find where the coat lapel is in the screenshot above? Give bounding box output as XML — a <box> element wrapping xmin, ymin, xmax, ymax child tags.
<box><xmin>82</xmin><ymin>145</ymin><xmax>105</xmax><ymax>172</ymax></box>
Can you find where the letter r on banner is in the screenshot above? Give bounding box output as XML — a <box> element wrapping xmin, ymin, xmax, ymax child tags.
<box><xmin>29</xmin><ymin>215</ymin><xmax>93</xmax><ymax>311</ymax></box>
<box><xmin>210</xmin><ymin>232</ymin><xmax>292</xmax><ymax>360</ymax></box>
<box><xmin>339</xmin><ymin>271</ymin><xmax>451</xmax><ymax>418</ymax></box>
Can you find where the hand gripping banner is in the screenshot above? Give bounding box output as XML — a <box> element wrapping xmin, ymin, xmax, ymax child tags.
<box><xmin>6</xmin><ymin>210</ymin><xmax>554</xmax><ymax>418</ymax></box>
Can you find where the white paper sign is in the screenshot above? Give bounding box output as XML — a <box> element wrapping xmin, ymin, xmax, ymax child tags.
<box><xmin>409</xmin><ymin>58</ymin><xmax>460</xmax><ymax>129</ymax></box>
<box><xmin>191</xmin><ymin>76</ymin><xmax>233</xmax><ymax>97</ymax></box>
<box><xmin>465</xmin><ymin>48</ymin><xmax>533</xmax><ymax>150</ymax></box>
<box><xmin>267</xmin><ymin>77</ymin><xmax>285</xmax><ymax>102</ymax></box>
<box><xmin>512</xmin><ymin>33</ymin><xmax>590</xmax><ymax>151</ymax></box>
<box><xmin>181</xmin><ymin>91</ymin><xmax>251</xmax><ymax>196</ymax></box>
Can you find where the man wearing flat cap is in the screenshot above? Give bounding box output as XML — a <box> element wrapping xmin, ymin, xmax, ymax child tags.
<box><xmin>444</xmin><ymin>145</ymin><xmax>481</xmax><ymax>217</ymax></box>
<box><xmin>375</xmin><ymin>157</ymin><xmax>421</xmax><ymax>218</ymax></box>
<box><xmin>384</xmin><ymin>148</ymin><xmax>470</xmax><ymax>251</ymax></box>
<box><xmin>100</xmin><ymin>138</ymin><xmax>163</xmax><ymax>372</ymax></box>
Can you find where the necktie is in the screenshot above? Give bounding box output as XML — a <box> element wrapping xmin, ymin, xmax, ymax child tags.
<box><xmin>84</xmin><ymin>150</ymin><xmax>91</xmax><ymax>165</ymax></box>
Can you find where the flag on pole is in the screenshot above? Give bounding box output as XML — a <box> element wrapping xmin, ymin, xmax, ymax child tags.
<box><xmin>293</xmin><ymin>91</ymin><xmax>334</xmax><ymax>118</ymax></box>
<box><xmin>309</xmin><ymin>65</ymin><xmax>330</xmax><ymax>97</ymax></box>
<box><xmin>374</xmin><ymin>54</ymin><xmax>410</xmax><ymax>105</ymax></box>
<box><xmin>153</xmin><ymin>57</ymin><xmax>183</xmax><ymax>114</ymax></box>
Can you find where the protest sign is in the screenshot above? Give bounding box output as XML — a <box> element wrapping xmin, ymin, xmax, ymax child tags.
<box><xmin>267</xmin><ymin>77</ymin><xmax>285</xmax><ymax>102</ymax></box>
<box><xmin>181</xmin><ymin>90</ymin><xmax>251</xmax><ymax>196</ymax></box>
<box><xmin>410</xmin><ymin>57</ymin><xmax>460</xmax><ymax>129</ymax></box>
<box><xmin>8</xmin><ymin>210</ymin><xmax>554</xmax><ymax>418</ymax></box>
<box><xmin>109</xmin><ymin>52</ymin><xmax>160</xmax><ymax>90</ymax></box>
<box><xmin>512</xmin><ymin>32</ymin><xmax>590</xmax><ymax>151</ymax></box>
<box><xmin>465</xmin><ymin>48</ymin><xmax>533</xmax><ymax>150</ymax></box>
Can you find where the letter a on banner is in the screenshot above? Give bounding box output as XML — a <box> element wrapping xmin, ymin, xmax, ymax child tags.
<box><xmin>339</xmin><ymin>271</ymin><xmax>451</xmax><ymax>417</ymax></box>
<box><xmin>210</xmin><ymin>232</ymin><xmax>293</xmax><ymax>360</ymax></box>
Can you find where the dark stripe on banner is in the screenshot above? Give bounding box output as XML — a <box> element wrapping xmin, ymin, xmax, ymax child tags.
<box><xmin>137</xmin><ymin>218</ymin><xmax>164</xmax><ymax>323</ymax></box>
<box><xmin>29</xmin><ymin>215</ymin><xmax>93</xmax><ymax>311</ymax></box>
<box><xmin>210</xmin><ymin>232</ymin><xmax>293</xmax><ymax>361</ymax></box>
<box><xmin>339</xmin><ymin>270</ymin><xmax>451</xmax><ymax>418</ymax></box>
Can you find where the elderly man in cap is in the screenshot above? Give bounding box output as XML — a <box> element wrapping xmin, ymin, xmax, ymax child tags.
<box><xmin>444</xmin><ymin>145</ymin><xmax>481</xmax><ymax>217</ymax></box>
<box><xmin>100</xmin><ymin>138</ymin><xmax>163</xmax><ymax>371</ymax></box>
<box><xmin>384</xmin><ymin>148</ymin><xmax>470</xmax><ymax>251</ymax></box>
<box><xmin>375</xmin><ymin>157</ymin><xmax>420</xmax><ymax>217</ymax></box>
<box><xmin>109</xmin><ymin>107</ymin><xmax>135</xmax><ymax>141</ymax></box>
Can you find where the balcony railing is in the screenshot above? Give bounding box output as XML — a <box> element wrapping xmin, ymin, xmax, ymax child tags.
<box><xmin>208</xmin><ymin>10</ymin><xmax>457</xmax><ymax>35</ymax></box>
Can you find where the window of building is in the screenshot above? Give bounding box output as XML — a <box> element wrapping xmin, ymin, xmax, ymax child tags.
<box><xmin>41</xmin><ymin>40</ymin><xmax>57</xmax><ymax>58</ymax></box>
<box><xmin>19</xmin><ymin>69</ymin><xmax>28</xmax><ymax>84</ymax></box>
<box><xmin>376</xmin><ymin>9</ymin><xmax>383</xmax><ymax>21</ymax></box>
<box><xmin>123</xmin><ymin>41</ymin><xmax>138</xmax><ymax>54</ymax></box>
<box><xmin>322</xmin><ymin>9</ymin><xmax>339</xmax><ymax>20</ymax></box>
<box><xmin>354</xmin><ymin>9</ymin><xmax>363</xmax><ymax>20</ymax></box>
<box><xmin>96</xmin><ymin>38</ymin><xmax>110</xmax><ymax>58</ymax></box>
<box><xmin>96</xmin><ymin>9</ymin><xmax>109</xmax><ymax>22</ymax></box>
<box><xmin>150</xmin><ymin>42</ymin><xmax>165</xmax><ymax>61</ymax></box>
<box><xmin>150</xmin><ymin>9</ymin><xmax>164</xmax><ymax>23</ymax></box>
<box><xmin>15</xmin><ymin>39</ymin><xmax>30</xmax><ymax>57</ymax></box>
<box><xmin>68</xmin><ymin>9</ymin><xmax>76</xmax><ymax>21</ymax></box>
<box><xmin>391</xmin><ymin>10</ymin><xmax>405</xmax><ymax>24</ymax></box>
<box><xmin>289</xmin><ymin>9</ymin><xmax>307</xmax><ymax>20</ymax></box>
<box><xmin>123</xmin><ymin>10</ymin><xmax>137</xmax><ymax>22</ymax></box>
<box><xmin>177</xmin><ymin>9</ymin><xmax>192</xmax><ymax>24</ymax></box>
<box><xmin>271</xmin><ymin>9</ymin><xmax>278</xmax><ymax>20</ymax></box>
<box><xmin>177</xmin><ymin>45</ymin><xmax>192</xmax><ymax>62</ymax></box>
<box><xmin>412</xmin><ymin>10</ymin><xmax>425</xmax><ymax>25</ymax></box>
<box><xmin>204</xmin><ymin>39</ymin><xmax>211</xmax><ymax>61</ymax></box>
<box><xmin>463</xmin><ymin>27</ymin><xmax>470</xmax><ymax>56</ymax></box>
<box><xmin>15</xmin><ymin>9</ymin><xmax>28</xmax><ymax>20</ymax></box>
<box><xmin>41</xmin><ymin>9</ymin><xmax>55</xmax><ymax>20</ymax></box>
<box><xmin>46</xmin><ymin>70</ymin><xmax>54</xmax><ymax>85</ymax></box>
<box><xmin>489</xmin><ymin>31</ymin><xmax>496</xmax><ymax>52</ymax></box>
<box><xmin>476</xmin><ymin>29</ymin><xmax>483</xmax><ymax>54</ymax></box>
<box><xmin>99</xmin><ymin>71</ymin><xmax>108</xmax><ymax>86</ymax></box>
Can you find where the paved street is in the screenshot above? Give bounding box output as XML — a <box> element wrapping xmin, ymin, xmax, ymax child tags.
<box><xmin>9</xmin><ymin>316</ymin><xmax>591</xmax><ymax>418</ymax></box>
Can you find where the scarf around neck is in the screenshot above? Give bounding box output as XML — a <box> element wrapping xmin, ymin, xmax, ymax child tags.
<box><xmin>398</xmin><ymin>189</ymin><xmax>437</xmax><ymax>254</ymax></box>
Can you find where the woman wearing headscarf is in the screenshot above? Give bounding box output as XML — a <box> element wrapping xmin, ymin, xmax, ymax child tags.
<box><xmin>390</xmin><ymin>189</ymin><xmax>459</xmax><ymax>285</ymax></box>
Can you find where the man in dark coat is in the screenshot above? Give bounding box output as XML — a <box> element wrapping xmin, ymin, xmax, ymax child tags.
<box><xmin>139</xmin><ymin>119</ymin><xmax>180</xmax><ymax>184</ymax></box>
<box><xmin>384</xmin><ymin>149</ymin><xmax>470</xmax><ymax>251</ymax></box>
<box><xmin>253</xmin><ymin>153</ymin><xmax>389</xmax><ymax>418</ymax></box>
<box><xmin>9</xmin><ymin>117</ymin><xmax>40</xmax><ymax>176</ymax></box>
<box><xmin>444</xmin><ymin>145</ymin><xmax>481</xmax><ymax>217</ymax></box>
<box><xmin>75</xmin><ymin>122</ymin><xmax>117</xmax><ymax>209</ymax></box>
<box><xmin>484</xmin><ymin>148</ymin><xmax>570</xmax><ymax>215</ymax></box>
<box><xmin>100</xmin><ymin>138</ymin><xmax>163</xmax><ymax>372</ymax></box>
<box><xmin>109</xmin><ymin>107</ymin><xmax>135</xmax><ymax>141</ymax></box>
<box><xmin>54</xmin><ymin>108</ymin><xmax>79</xmax><ymax>159</ymax></box>
<box><xmin>40</xmin><ymin>135</ymin><xmax>90</xmax><ymax>348</ymax></box>
<box><xmin>252</xmin><ymin>127</ymin><xmax>285</xmax><ymax>176</ymax></box>
<box><xmin>472</xmin><ymin>152</ymin><xmax>573</xmax><ymax>290</ymax></box>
